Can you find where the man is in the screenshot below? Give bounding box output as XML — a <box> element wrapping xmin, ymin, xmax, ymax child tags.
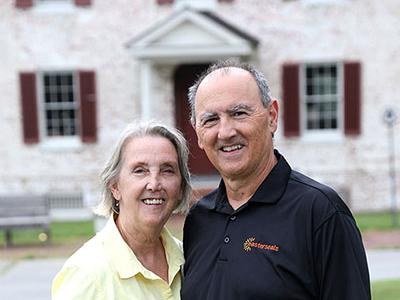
<box><xmin>181</xmin><ymin>60</ymin><xmax>371</xmax><ymax>299</ymax></box>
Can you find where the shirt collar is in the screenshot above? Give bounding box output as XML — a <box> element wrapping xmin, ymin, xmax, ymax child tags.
<box><xmin>100</xmin><ymin>216</ymin><xmax>184</xmax><ymax>283</ymax></box>
<box><xmin>209</xmin><ymin>149</ymin><xmax>291</xmax><ymax>212</ymax></box>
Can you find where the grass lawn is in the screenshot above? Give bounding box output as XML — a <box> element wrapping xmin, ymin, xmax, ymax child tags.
<box><xmin>354</xmin><ymin>211</ymin><xmax>400</xmax><ymax>232</ymax></box>
<box><xmin>372</xmin><ymin>278</ymin><xmax>400</xmax><ymax>300</ymax></box>
<box><xmin>0</xmin><ymin>220</ymin><xmax>95</xmax><ymax>247</ymax></box>
<box><xmin>0</xmin><ymin>217</ymin><xmax>184</xmax><ymax>248</ymax></box>
<box><xmin>1</xmin><ymin>212</ymin><xmax>399</xmax><ymax>246</ymax></box>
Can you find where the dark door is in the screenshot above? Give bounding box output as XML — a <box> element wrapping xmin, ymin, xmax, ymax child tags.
<box><xmin>174</xmin><ymin>64</ymin><xmax>217</xmax><ymax>175</ymax></box>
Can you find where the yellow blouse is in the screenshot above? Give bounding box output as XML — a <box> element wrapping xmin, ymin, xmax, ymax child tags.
<box><xmin>52</xmin><ymin>217</ymin><xmax>184</xmax><ymax>300</ymax></box>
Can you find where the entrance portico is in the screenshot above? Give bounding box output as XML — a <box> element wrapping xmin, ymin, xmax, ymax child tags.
<box><xmin>127</xmin><ymin>7</ymin><xmax>258</xmax><ymax>176</ymax></box>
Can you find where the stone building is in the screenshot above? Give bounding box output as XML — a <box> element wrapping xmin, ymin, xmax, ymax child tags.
<box><xmin>1</xmin><ymin>0</ymin><xmax>399</xmax><ymax>214</ymax></box>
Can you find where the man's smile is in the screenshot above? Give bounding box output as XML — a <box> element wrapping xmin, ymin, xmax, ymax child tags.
<box><xmin>221</xmin><ymin>144</ymin><xmax>244</xmax><ymax>152</ymax></box>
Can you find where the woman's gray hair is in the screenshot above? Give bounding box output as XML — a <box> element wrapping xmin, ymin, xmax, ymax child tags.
<box><xmin>188</xmin><ymin>59</ymin><xmax>272</xmax><ymax>125</ymax></box>
<box><xmin>94</xmin><ymin>121</ymin><xmax>192</xmax><ymax>217</ymax></box>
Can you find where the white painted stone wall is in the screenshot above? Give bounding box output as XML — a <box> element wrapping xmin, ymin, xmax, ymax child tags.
<box><xmin>0</xmin><ymin>0</ymin><xmax>399</xmax><ymax>211</ymax></box>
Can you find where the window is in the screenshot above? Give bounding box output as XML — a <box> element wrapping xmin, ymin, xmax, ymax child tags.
<box><xmin>15</xmin><ymin>0</ymin><xmax>90</xmax><ymax>9</ymax></box>
<box><xmin>35</xmin><ymin>0</ymin><xmax>71</xmax><ymax>3</ymax></box>
<box><xmin>42</xmin><ymin>72</ymin><xmax>78</xmax><ymax>137</ymax></box>
<box><xmin>303</xmin><ymin>63</ymin><xmax>340</xmax><ymax>132</ymax></box>
<box><xmin>157</xmin><ymin>0</ymin><xmax>233</xmax><ymax>5</ymax></box>
<box><xmin>19</xmin><ymin>71</ymin><xmax>97</xmax><ymax>145</ymax></box>
<box><xmin>282</xmin><ymin>62</ymin><xmax>361</xmax><ymax>137</ymax></box>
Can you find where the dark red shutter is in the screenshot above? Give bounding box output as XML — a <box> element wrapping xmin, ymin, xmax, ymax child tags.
<box><xmin>157</xmin><ymin>0</ymin><xmax>174</xmax><ymax>4</ymax></box>
<box><xmin>79</xmin><ymin>71</ymin><xmax>97</xmax><ymax>143</ymax></box>
<box><xmin>19</xmin><ymin>73</ymin><xmax>39</xmax><ymax>144</ymax></box>
<box><xmin>15</xmin><ymin>0</ymin><xmax>33</xmax><ymax>9</ymax></box>
<box><xmin>282</xmin><ymin>64</ymin><xmax>300</xmax><ymax>137</ymax></box>
<box><xmin>344</xmin><ymin>62</ymin><xmax>361</xmax><ymax>136</ymax></box>
<box><xmin>74</xmin><ymin>0</ymin><xmax>91</xmax><ymax>7</ymax></box>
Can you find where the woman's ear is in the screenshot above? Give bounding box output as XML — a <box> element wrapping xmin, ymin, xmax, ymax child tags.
<box><xmin>110</xmin><ymin>182</ymin><xmax>121</xmax><ymax>201</ymax></box>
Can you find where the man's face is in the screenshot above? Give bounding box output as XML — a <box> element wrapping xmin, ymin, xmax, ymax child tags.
<box><xmin>193</xmin><ymin>67</ymin><xmax>278</xmax><ymax>180</ymax></box>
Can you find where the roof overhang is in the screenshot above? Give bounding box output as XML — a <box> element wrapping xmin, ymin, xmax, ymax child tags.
<box><xmin>126</xmin><ymin>8</ymin><xmax>259</xmax><ymax>63</ymax></box>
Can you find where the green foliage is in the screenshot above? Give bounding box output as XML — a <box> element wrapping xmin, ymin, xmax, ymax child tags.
<box><xmin>0</xmin><ymin>220</ymin><xmax>95</xmax><ymax>246</ymax></box>
<box><xmin>354</xmin><ymin>212</ymin><xmax>400</xmax><ymax>232</ymax></box>
<box><xmin>372</xmin><ymin>279</ymin><xmax>400</xmax><ymax>300</ymax></box>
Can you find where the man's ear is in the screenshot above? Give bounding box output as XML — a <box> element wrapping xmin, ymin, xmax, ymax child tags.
<box><xmin>192</xmin><ymin>122</ymin><xmax>204</xmax><ymax>150</ymax></box>
<box><xmin>268</xmin><ymin>99</ymin><xmax>279</xmax><ymax>132</ymax></box>
<box><xmin>196</xmin><ymin>131</ymin><xmax>204</xmax><ymax>150</ymax></box>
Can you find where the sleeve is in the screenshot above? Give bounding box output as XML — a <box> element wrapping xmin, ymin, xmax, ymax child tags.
<box><xmin>313</xmin><ymin>211</ymin><xmax>371</xmax><ymax>300</ymax></box>
<box><xmin>52</xmin><ymin>265</ymin><xmax>106</xmax><ymax>300</ymax></box>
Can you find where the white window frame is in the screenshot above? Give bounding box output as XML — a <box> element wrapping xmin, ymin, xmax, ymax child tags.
<box><xmin>33</xmin><ymin>0</ymin><xmax>75</xmax><ymax>13</ymax></box>
<box><xmin>37</xmin><ymin>71</ymin><xmax>81</xmax><ymax>149</ymax></box>
<box><xmin>300</xmin><ymin>62</ymin><xmax>344</xmax><ymax>141</ymax></box>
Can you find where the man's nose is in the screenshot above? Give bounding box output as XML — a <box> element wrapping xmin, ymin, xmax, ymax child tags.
<box><xmin>218</xmin><ymin>117</ymin><xmax>237</xmax><ymax>140</ymax></box>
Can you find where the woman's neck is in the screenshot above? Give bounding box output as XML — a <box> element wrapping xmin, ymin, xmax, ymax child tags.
<box><xmin>115</xmin><ymin>216</ymin><xmax>169</xmax><ymax>283</ymax></box>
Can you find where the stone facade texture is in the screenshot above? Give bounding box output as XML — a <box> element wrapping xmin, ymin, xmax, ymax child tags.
<box><xmin>0</xmin><ymin>0</ymin><xmax>399</xmax><ymax>211</ymax></box>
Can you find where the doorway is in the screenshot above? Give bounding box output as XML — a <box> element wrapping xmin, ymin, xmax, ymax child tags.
<box><xmin>174</xmin><ymin>64</ymin><xmax>217</xmax><ymax>175</ymax></box>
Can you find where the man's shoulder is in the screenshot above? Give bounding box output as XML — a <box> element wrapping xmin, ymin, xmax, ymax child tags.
<box><xmin>288</xmin><ymin>170</ymin><xmax>352</xmax><ymax>216</ymax></box>
<box><xmin>190</xmin><ymin>188</ymin><xmax>219</xmax><ymax>212</ymax></box>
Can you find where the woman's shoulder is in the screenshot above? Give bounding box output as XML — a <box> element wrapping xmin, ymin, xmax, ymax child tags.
<box><xmin>62</xmin><ymin>233</ymin><xmax>109</xmax><ymax>272</ymax></box>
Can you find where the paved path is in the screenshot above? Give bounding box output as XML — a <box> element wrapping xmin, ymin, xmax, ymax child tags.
<box><xmin>0</xmin><ymin>258</ymin><xmax>64</xmax><ymax>300</ymax></box>
<box><xmin>0</xmin><ymin>250</ymin><xmax>399</xmax><ymax>300</ymax></box>
<box><xmin>366</xmin><ymin>249</ymin><xmax>400</xmax><ymax>281</ymax></box>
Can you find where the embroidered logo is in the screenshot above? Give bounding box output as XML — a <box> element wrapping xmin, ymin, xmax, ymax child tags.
<box><xmin>243</xmin><ymin>237</ymin><xmax>279</xmax><ymax>252</ymax></box>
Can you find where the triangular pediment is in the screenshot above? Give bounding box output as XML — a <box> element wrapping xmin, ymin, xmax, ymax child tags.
<box><xmin>127</xmin><ymin>8</ymin><xmax>258</xmax><ymax>61</ymax></box>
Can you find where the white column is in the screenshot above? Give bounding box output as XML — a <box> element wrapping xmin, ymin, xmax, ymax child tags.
<box><xmin>140</xmin><ymin>60</ymin><xmax>153</xmax><ymax>120</ymax></box>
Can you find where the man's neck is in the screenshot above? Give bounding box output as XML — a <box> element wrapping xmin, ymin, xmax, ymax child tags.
<box><xmin>223</xmin><ymin>153</ymin><xmax>278</xmax><ymax>210</ymax></box>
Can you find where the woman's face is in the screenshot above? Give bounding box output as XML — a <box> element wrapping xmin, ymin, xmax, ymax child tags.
<box><xmin>111</xmin><ymin>135</ymin><xmax>183</xmax><ymax>230</ymax></box>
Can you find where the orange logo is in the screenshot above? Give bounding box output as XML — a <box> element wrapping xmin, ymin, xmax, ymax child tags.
<box><xmin>243</xmin><ymin>237</ymin><xmax>279</xmax><ymax>252</ymax></box>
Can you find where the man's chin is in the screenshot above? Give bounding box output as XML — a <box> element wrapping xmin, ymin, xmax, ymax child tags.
<box><xmin>218</xmin><ymin>166</ymin><xmax>246</xmax><ymax>179</ymax></box>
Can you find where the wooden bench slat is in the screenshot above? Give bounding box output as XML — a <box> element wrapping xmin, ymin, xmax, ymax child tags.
<box><xmin>0</xmin><ymin>209</ymin><xmax>48</xmax><ymax>217</ymax></box>
<box><xmin>0</xmin><ymin>216</ymin><xmax>51</xmax><ymax>227</ymax></box>
<box><xmin>0</xmin><ymin>195</ymin><xmax>51</xmax><ymax>246</ymax></box>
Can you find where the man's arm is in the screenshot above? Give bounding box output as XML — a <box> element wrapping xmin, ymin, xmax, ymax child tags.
<box><xmin>313</xmin><ymin>211</ymin><xmax>371</xmax><ymax>300</ymax></box>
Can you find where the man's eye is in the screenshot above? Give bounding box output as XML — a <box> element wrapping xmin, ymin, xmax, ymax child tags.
<box><xmin>203</xmin><ymin>118</ymin><xmax>218</xmax><ymax>126</ymax></box>
<box><xmin>233</xmin><ymin>111</ymin><xmax>247</xmax><ymax>117</ymax></box>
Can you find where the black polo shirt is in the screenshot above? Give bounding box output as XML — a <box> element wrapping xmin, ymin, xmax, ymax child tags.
<box><xmin>181</xmin><ymin>151</ymin><xmax>370</xmax><ymax>300</ymax></box>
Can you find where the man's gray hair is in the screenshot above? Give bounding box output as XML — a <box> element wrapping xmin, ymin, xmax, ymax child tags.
<box><xmin>95</xmin><ymin>121</ymin><xmax>192</xmax><ymax>217</ymax></box>
<box><xmin>188</xmin><ymin>59</ymin><xmax>273</xmax><ymax>125</ymax></box>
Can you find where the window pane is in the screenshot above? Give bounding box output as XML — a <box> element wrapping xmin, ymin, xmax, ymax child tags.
<box><xmin>43</xmin><ymin>72</ymin><xmax>77</xmax><ymax>137</ymax></box>
<box><xmin>304</xmin><ymin>64</ymin><xmax>339</xmax><ymax>130</ymax></box>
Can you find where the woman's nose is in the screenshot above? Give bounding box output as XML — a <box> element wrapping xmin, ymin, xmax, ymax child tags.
<box><xmin>146</xmin><ymin>174</ymin><xmax>161</xmax><ymax>191</ymax></box>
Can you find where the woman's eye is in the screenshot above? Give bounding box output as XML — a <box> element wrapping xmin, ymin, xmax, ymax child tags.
<box><xmin>132</xmin><ymin>168</ymin><xmax>146</xmax><ymax>174</ymax></box>
<box><xmin>162</xmin><ymin>168</ymin><xmax>175</xmax><ymax>174</ymax></box>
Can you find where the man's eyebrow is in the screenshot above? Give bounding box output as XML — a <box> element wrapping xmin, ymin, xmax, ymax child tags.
<box><xmin>228</xmin><ymin>104</ymin><xmax>255</xmax><ymax>113</ymax></box>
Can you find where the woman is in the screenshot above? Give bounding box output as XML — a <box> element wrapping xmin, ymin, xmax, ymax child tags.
<box><xmin>52</xmin><ymin>122</ymin><xmax>191</xmax><ymax>299</ymax></box>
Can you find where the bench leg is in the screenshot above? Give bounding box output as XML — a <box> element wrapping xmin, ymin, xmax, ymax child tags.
<box><xmin>5</xmin><ymin>230</ymin><xmax>12</xmax><ymax>247</ymax></box>
<box><xmin>45</xmin><ymin>228</ymin><xmax>51</xmax><ymax>244</ymax></box>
